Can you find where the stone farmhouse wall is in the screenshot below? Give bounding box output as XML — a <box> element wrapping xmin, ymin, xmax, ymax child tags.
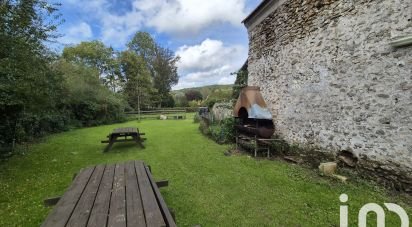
<box><xmin>246</xmin><ymin>0</ymin><xmax>412</xmax><ymax>191</ymax></box>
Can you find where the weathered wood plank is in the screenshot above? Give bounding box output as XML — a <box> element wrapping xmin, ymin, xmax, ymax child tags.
<box><xmin>42</xmin><ymin>167</ymin><xmax>95</xmax><ymax>227</ymax></box>
<box><xmin>87</xmin><ymin>164</ymin><xmax>115</xmax><ymax>227</ymax></box>
<box><xmin>145</xmin><ymin>166</ymin><xmax>177</xmax><ymax>227</ymax></box>
<box><xmin>125</xmin><ymin>161</ymin><xmax>146</xmax><ymax>227</ymax></box>
<box><xmin>108</xmin><ymin>164</ymin><xmax>127</xmax><ymax>227</ymax></box>
<box><xmin>113</xmin><ymin>127</ymin><xmax>137</xmax><ymax>134</ymax></box>
<box><xmin>135</xmin><ymin>161</ymin><xmax>166</xmax><ymax>227</ymax></box>
<box><xmin>66</xmin><ymin>165</ymin><xmax>105</xmax><ymax>227</ymax></box>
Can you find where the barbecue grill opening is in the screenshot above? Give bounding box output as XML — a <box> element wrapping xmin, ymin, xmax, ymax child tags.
<box><xmin>238</xmin><ymin>107</ymin><xmax>248</xmax><ymax>123</ymax></box>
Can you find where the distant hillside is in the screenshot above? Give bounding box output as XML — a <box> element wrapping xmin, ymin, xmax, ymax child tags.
<box><xmin>172</xmin><ymin>84</ymin><xmax>233</xmax><ymax>98</ymax></box>
<box><xmin>172</xmin><ymin>84</ymin><xmax>234</xmax><ymax>107</ymax></box>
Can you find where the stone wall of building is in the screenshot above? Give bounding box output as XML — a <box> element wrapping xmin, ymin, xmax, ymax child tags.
<box><xmin>247</xmin><ymin>0</ymin><xmax>412</xmax><ymax>191</ymax></box>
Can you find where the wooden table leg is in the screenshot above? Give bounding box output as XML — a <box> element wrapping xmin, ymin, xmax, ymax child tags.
<box><xmin>104</xmin><ymin>142</ymin><xmax>114</xmax><ymax>152</ymax></box>
<box><xmin>104</xmin><ymin>136</ymin><xmax>115</xmax><ymax>152</ymax></box>
<box><xmin>254</xmin><ymin>136</ymin><xmax>257</xmax><ymax>157</ymax></box>
<box><xmin>133</xmin><ymin>135</ymin><xmax>145</xmax><ymax>148</ymax></box>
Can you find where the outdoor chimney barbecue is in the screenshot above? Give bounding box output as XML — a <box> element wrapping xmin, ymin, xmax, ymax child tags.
<box><xmin>234</xmin><ymin>86</ymin><xmax>275</xmax><ymax>157</ymax></box>
<box><xmin>234</xmin><ymin>86</ymin><xmax>274</xmax><ymax>138</ymax></box>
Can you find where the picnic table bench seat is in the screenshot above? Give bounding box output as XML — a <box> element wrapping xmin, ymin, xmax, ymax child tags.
<box><xmin>42</xmin><ymin>161</ymin><xmax>176</xmax><ymax>227</ymax></box>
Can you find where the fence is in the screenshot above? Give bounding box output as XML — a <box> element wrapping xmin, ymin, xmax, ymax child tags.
<box><xmin>125</xmin><ymin>108</ymin><xmax>188</xmax><ymax>120</ymax></box>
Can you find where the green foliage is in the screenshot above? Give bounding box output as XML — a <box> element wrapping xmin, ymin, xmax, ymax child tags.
<box><xmin>53</xmin><ymin>59</ymin><xmax>127</xmax><ymax>126</ymax></box>
<box><xmin>185</xmin><ymin>90</ymin><xmax>203</xmax><ymax>101</ymax></box>
<box><xmin>198</xmin><ymin>118</ymin><xmax>210</xmax><ymax>135</ymax></box>
<box><xmin>204</xmin><ymin>99</ymin><xmax>217</xmax><ymax>109</ymax></box>
<box><xmin>193</xmin><ymin>113</ymin><xmax>201</xmax><ymax>123</ymax></box>
<box><xmin>198</xmin><ymin>117</ymin><xmax>235</xmax><ymax>144</ymax></box>
<box><xmin>232</xmin><ymin>69</ymin><xmax>248</xmax><ymax>99</ymax></box>
<box><xmin>0</xmin><ymin>0</ymin><xmax>65</xmax><ymax>147</ymax></box>
<box><xmin>160</xmin><ymin>94</ymin><xmax>175</xmax><ymax>108</ymax></box>
<box><xmin>173</xmin><ymin>84</ymin><xmax>232</xmax><ymax>98</ymax></box>
<box><xmin>152</xmin><ymin>46</ymin><xmax>179</xmax><ymax>103</ymax></box>
<box><xmin>173</xmin><ymin>92</ymin><xmax>188</xmax><ymax>107</ymax></box>
<box><xmin>202</xmin><ymin>88</ymin><xmax>232</xmax><ymax>109</ymax></box>
<box><xmin>62</xmin><ymin>41</ymin><xmax>121</xmax><ymax>91</ymax></box>
<box><xmin>188</xmin><ymin>100</ymin><xmax>201</xmax><ymax>108</ymax></box>
<box><xmin>172</xmin><ymin>85</ymin><xmax>233</xmax><ymax>108</ymax></box>
<box><xmin>209</xmin><ymin>118</ymin><xmax>235</xmax><ymax>144</ymax></box>
<box><xmin>127</xmin><ymin>31</ymin><xmax>156</xmax><ymax>61</ymax></box>
<box><xmin>184</xmin><ymin>106</ymin><xmax>198</xmax><ymax>112</ymax></box>
<box><xmin>127</xmin><ymin>32</ymin><xmax>179</xmax><ymax>107</ymax></box>
<box><xmin>119</xmin><ymin>50</ymin><xmax>154</xmax><ymax>110</ymax></box>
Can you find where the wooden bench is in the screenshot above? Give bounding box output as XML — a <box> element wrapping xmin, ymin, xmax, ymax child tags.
<box><xmin>42</xmin><ymin>161</ymin><xmax>176</xmax><ymax>227</ymax></box>
<box><xmin>101</xmin><ymin>127</ymin><xmax>146</xmax><ymax>152</ymax></box>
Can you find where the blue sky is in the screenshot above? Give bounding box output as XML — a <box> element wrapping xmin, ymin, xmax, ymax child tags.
<box><xmin>55</xmin><ymin>0</ymin><xmax>262</xmax><ymax>89</ymax></box>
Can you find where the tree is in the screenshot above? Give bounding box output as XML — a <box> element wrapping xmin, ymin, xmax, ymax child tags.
<box><xmin>127</xmin><ymin>32</ymin><xmax>179</xmax><ymax>107</ymax></box>
<box><xmin>0</xmin><ymin>0</ymin><xmax>64</xmax><ymax>146</ymax></box>
<box><xmin>152</xmin><ymin>46</ymin><xmax>179</xmax><ymax>103</ymax></box>
<box><xmin>52</xmin><ymin>59</ymin><xmax>126</xmax><ymax>126</ymax></box>
<box><xmin>185</xmin><ymin>90</ymin><xmax>203</xmax><ymax>101</ymax></box>
<box><xmin>173</xmin><ymin>92</ymin><xmax>188</xmax><ymax>107</ymax></box>
<box><xmin>119</xmin><ymin>50</ymin><xmax>154</xmax><ymax>110</ymax></box>
<box><xmin>127</xmin><ymin>32</ymin><xmax>156</xmax><ymax>63</ymax></box>
<box><xmin>62</xmin><ymin>41</ymin><xmax>121</xmax><ymax>91</ymax></box>
<box><xmin>161</xmin><ymin>94</ymin><xmax>175</xmax><ymax>108</ymax></box>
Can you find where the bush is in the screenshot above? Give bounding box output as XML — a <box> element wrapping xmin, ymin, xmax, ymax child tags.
<box><xmin>217</xmin><ymin>118</ymin><xmax>236</xmax><ymax>143</ymax></box>
<box><xmin>193</xmin><ymin>113</ymin><xmax>201</xmax><ymax>123</ymax></box>
<box><xmin>0</xmin><ymin>59</ymin><xmax>128</xmax><ymax>157</ymax></box>
<box><xmin>199</xmin><ymin>118</ymin><xmax>210</xmax><ymax>135</ymax></box>
<box><xmin>204</xmin><ymin>98</ymin><xmax>217</xmax><ymax>109</ymax></box>
<box><xmin>57</xmin><ymin>60</ymin><xmax>127</xmax><ymax>127</ymax></box>
<box><xmin>198</xmin><ymin>117</ymin><xmax>235</xmax><ymax>144</ymax></box>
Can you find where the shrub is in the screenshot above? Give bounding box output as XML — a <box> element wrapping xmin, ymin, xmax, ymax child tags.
<box><xmin>218</xmin><ymin>118</ymin><xmax>236</xmax><ymax>143</ymax></box>
<box><xmin>193</xmin><ymin>113</ymin><xmax>201</xmax><ymax>123</ymax></box>
<box><xmin>199</xmin><ymin>118</ymin><xmax>210</xmax><ymax>135</ymax></box>
<box><xmin>198</xmin><ymin>117</ymin><xmax>235</xmax><ymax>144</ymax></box>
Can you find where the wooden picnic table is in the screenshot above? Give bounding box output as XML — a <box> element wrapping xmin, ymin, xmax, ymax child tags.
<box><xmin>102</xmin><ymin>127</ymin><xmax>146</xmax><ymax>152</ymax></box>
<box><xmin>42</xmin><ymin>161</ymin><xmax>176</xmax><ymax>227</ymax></box>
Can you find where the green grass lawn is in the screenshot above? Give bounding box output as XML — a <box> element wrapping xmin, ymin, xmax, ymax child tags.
<box><xmin>0</xmin><ymin>119</ymin><xmax>410</xmax><ymax>226</ymax></box>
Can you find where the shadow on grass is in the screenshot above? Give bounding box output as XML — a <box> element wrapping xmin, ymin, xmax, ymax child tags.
<box><xmin>102</xmin><ymin>142</ymin><xmax>145</xmax><ymax>153</ymax></box>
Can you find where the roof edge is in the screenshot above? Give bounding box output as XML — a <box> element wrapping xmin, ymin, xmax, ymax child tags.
<box><xmin>242</xmin><ymin>0</ymin><xmax>287</xmax><ymax>31</ymax></box>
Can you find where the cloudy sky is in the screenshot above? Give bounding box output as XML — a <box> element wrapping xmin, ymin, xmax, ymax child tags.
<box><xmin>56</xmin><ymin>0</ymin><xmax>261</xmax><ymax>90</ymax></box>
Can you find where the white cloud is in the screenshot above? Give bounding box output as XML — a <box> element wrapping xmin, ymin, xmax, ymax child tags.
<box><xmin>100</xmin><ymin>11</ymin><xmax>143</xmax><ymax>46</ymax></box>
<box><xmin>173</xmin><ymin>39</ymin><xmax>246</xmax><ymax>90</ymax></box>
<box><xmin>134</xmin><ymin>0</ymin><xmax>248</xmax><ymax>35</ymax></box>
<box><xmin>59</xmin><ymin>22</ymin><xmax>93</xmax><ymax>45</ymax></box>
<box><xmin>176</xmin><ymin>39</ymin><xmax>243</xmax><ymax>72</ymax></box>
<box><xmin>63</xmin><ymin>0</ymin><xmax>143</xmax><ymax>47</ymax></box>
<box><xmin>63</xmin><ymin>0</ymin><xmax>248</xmax><ymax>46</ymax></box>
